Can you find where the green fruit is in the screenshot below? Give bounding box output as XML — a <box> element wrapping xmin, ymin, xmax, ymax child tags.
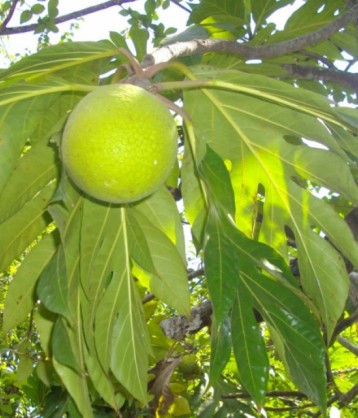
<box><xmin>61</xmin><ymin>83</ymin><xmax>178</xmax><ymax>204</ymax></box>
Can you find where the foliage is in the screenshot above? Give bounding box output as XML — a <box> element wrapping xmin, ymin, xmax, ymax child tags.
<box><xmin>1</xmin><ymin>0</ymin><xmax>358</xmax><ymax>417</ymax></box>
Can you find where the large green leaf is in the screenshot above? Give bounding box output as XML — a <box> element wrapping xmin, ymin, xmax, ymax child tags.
<box><xmin>251</xmin><ymin>0</ymin><xmax>295</xmax><ymax>29</ymax></box>
<box><xmin>45</xmin><ymin>179</ymin><xmax>93</xmax><ymax>416</ymax></box>
<box><xmin>110</xmin><ymin>281</ymin><xmax>150</xmax><ymax>404</ymax></box>
<box><xmin>43</xmin><ymin>178</ymin><xmax>153</xmax><ymax>405</ymax></box>
<box><xmin>52</xmin><ymin>358</ymin><xmax>93</xmax><ymax>418</ymax></box>
<box><xmin>0</xmin><ymin>87</ymin><xmax>59</xmax><ymax>195</ymax></box>
<box><xmin>184</xmin><ymin>69</ymin><xmax>357</xmax><ymax>153</ymax></box>
<box><xmin>129</xmin><ymin>208</ymin><xmax>191</xmax><ymax>315</ymax></box>
<box><xmin>135</xmin><ymin>187</ymin><xmax>186</xmax><ymax>260</ymax></box>
<box><xmin>232</xmin><ymin>286</ymin><xmax>269</xmax><ymax>408</ymax></box>
<box><xmin>209</xmin><ymin>317</ymin><xmax>232</xmax><ymax>384</ymax></box>
<box><xmin>23</xmin><ymin>183</ymin><xmax>81</xmax><ymax>373</ymax></box>
<box><xmin>200</xmin><ymin>146</ymin><xmax>297</xmax><ymax>282</ymax></box>
<box><xmin>332</xmin><ymin>25</ymin><xmax>358</xmax><ymax>60</ymax></box>
<box><xmin>0</xmin><ymin>40</ymin><xmax>120</xmax><ymax>200</ymax></box>
<box><xmin>79</xmin><ymin>198</ymin><xmax>152</xmax><ymax>404</ymax></box>
<box><xmin>181</xmin><ymin>141</ymin><xmax>207</xmax><ymax>246</ymax></box>
<box><xmin>92</xmin><ymin>207</ymin><xmax>151</xmax><ymax>404</ymax></box>
<box><xmin>52</xmin><ymin>318</ymin><xmax>81</xmax><ymax>373</ymax></box>
<box><xmin>84</xmin><ymin>347</ymin><xmax>125</xmax><ymax>411</ymax></box>
<box><xmin>242</xmin><ymin>272</ymin><xmax>327</xmax><ymax>410</ymax></box>
<box><xmin>199</xmin><ymin>146</ymin><xmax>323</xmax><ymax>404</ymax></box>
<box><xmin>126</xmin><ymin>208</ymin><xmax>156</xmax><ymax>274</ymax></box>
<box><xmin>188</xmin><ymin>0</ymin><xmax>246</xmax><ymax>25</ymax></box>
<box><xmin>268</xmin><ymin>0</ymin><xmax>345</xmax><ymax>42</ymax></box>
<box><xmin>0</xmin><ymin>40</ymin><xmax>120</xmax><ymax>84</ymax></box>
<box><xmin>0</xmin><ymin>78</ymin><xmax>91</xmax><ymax>200</ymax></box>
<box><xmin>207</xmin><ymin>205</ymin><xmax>326</xmax><ymax>408</ymax></box>
<box><xmin>184</xmin><ymin>68</ymin><xmax>358</xmax><ymax>338</ymax></box>
<box><xmin>3</xmin><ymin>233</ymin><xmax>58</xmax><ymax>333</ymax></box>
<box><xmin>36</xmin><ymin>181</ymin><xmax>83</xmax><ymax>321</ymax></box>
<box><xmin>33</xmin><ymin>304</ymin><xmax>57</xmax><ymax>358</ymax></box>
<box><xmin>0</xmin><ymin>182</ymin><xmax>56</xmax><ymax>273</ymax></box>
<box><xmin>0</xmin><ymin>140</ymin><xmax>60</xmax><ymax>223</ymax></box>
<box><xmin>199</xmin><ymin>146</ymin><xmax>235</xmax><ymax>217</ymax></box>
<box><xmin>80</xmin><ymin>199</ymin><xmax>128</xmax><ymax>355</ymax></box>
<box><xmin>204</xmin><ymin>206</ymin><xmax>241</xmax><ymax>324</ymax></box>
<box><xmin>0</xmin><ymin>78</ymin><xmax>92</xmax><ymax>109</ymax></box>
<box><xmin>201</xmin><ymin>146</ymin><xmax>296</xmax><ymax>325</ymax></box>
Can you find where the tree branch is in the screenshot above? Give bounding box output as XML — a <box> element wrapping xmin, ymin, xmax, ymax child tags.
<box><xmin>0</xmin><ymin>0</ymin><xmax>137</xmax><ymax>35</ymax></box>
<box><xmin>297</xmin><ymin>49</ymin><xmax>336</xmax><ymax>69</ymax></box>
<box><xmin>338</xmin><ymin>382</ymin><xmax>358</xmax><ymax>408</ymax></box>
<box><xmin>170</xmin><ymin>0</ymin><xmax>192</xmax><ymax>14</ymax></box>
<box><xmin>281</xmin><ymin>64</ymin><xmax>358</xmax><ymax>93</ymax></box>
<box><xmin>222</xmin><ymin>390</ymin><xmax>308</xmax><ymax>399</ymax></box>
<box><xmin>142</xmin><ymin>3</ymin><xmax>358</xmax><ymax>67</ymax></box>
<box><xmin>319</xmin><ymin>375</ymin><xmax>358</xmax><ymax>416</ymax></box>
<box><xmin>337</xmin><ymin>336</ymin><xmax>358</xmax><ymax>356</ymax></box>
<box><xmin>0</xmin><ymin>0</ymin><xmax>20</xmax><ymax>32</ymax></box>
<box><xmin>332</xmin><ymin>310</ymin><xmax>358</xmax><ymax>340</ymax></box>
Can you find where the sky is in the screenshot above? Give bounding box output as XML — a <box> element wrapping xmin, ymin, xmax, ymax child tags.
<box><xmin>0</xmin><ymin>0</ymin><xmax>189</xmax><ymax>65</ymax></box>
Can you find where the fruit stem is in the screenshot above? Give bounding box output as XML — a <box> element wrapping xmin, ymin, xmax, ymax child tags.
<box><xmin>117</xmin><ymin>48</ymin><xmax>144</xmax><ymax>76</ymax></box>
<box><xmin>111</xmin><ymin>48</ymin><xmax>143</xmax><ymax>84</ymax></box>
<box><xmin>152</xmin><ymin>92</ymin><xmax>191</xmax><ymax>121</ymax></box>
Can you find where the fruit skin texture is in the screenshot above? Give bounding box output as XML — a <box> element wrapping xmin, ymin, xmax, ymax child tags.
<box><xmin>61</xmin><ymin>84</ymin><xmax>178</xmax><ymax>204</ymax></box>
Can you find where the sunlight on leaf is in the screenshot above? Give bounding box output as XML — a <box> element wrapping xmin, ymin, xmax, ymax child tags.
<box><xmin>184</xmin><ymin>68</ymin><xmax>358</xmax><ymax>338</ymax></box>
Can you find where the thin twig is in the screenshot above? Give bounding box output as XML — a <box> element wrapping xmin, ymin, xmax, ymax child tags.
<box><xmin>337</xmin><ymin>336</ymin><xmax>358</xmax><ymax>356</ymax></box>
<box><xmin>0</xmin><ymin>0</ymin><xmax>20</xmax><ymax>32</ymax></box>
<box><xmin>332</xmin><ymin>310</ymin><xmax>358</xmax><ymax>340</ymax></box>
<box><xmin>222</xmin><ymin>390</ymin><xmax>308</xmax><ymax>400</ymax></box>
<box><xmin>187</xmin><ymin>267</ymin><xmax>204</xmax><ymax>280</ymax></box>
<box><xmin>264</xmin><ymin>404</ymin><xmax>315</xmax><ymax>413</ymax></box>
<box><xmin>297</xmin><ymin>50</ymin><xmax>336</xmax><ymax>69</ymax></box>
<box><xmin>142</xmin><ymin>292</ymin><xmax>156</xmax><ymax>304</ymax></box>
<box><xmin>338</xmin><ymin>382</ymin><xmax>358</xmax><ymax>407</ymax></box>
<box><xmin>314</xmin><ymin>382</ymin><xmax>358</xmax><ymax>417</ymax></box>
<box><xmin>170</xmin><ymin>0</ymin><xmax>192</xmax><ymax>14</ymax></box>
<box><xmin>281</xmin><ymin>64</ymin><xmax>358</xmax><ymax>94</ymax></box>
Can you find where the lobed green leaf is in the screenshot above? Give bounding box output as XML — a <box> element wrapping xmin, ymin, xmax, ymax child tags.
<box><xmin>184</xmin><ymin>68</ymin><xmax>358</xmax><ymax>338</ymax></box>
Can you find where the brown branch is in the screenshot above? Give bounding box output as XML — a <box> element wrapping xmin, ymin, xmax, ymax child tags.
<box><xmin>297</xmin><ymin>50</ymin><xmax>336</xmax><ymax>69</ymax></box>
<box><xmin>160</xmin><ymin>300</ymin><xmax>212</xmax><ymax>340</ymax></box>
<box><xmin>264</xmin><ymin>404</ymin><xmax>315</xmax><ymax>413</ymax></box>
<box><xmin>187</xmin><ymin>266</ymin><xmax>204</xmax><ymax>280</ymax></box>
<box><xmin>223</xmin><ymin>391</ymin><xmax>316</xmax><ymax>414</ymax></box>
<box><xmin>338</xmin><ymin>382</ymin><xmax>358</xmax><ymax>408</ymax></box>
<box><xmin>170</xmin><ymin>0</ymin><xmax>191</xmax><ymax>14</ymax></box>
<box><xmin>222</xmin><ymin>390</ymin><xmax>308</xmax><ymax>399</ymax></box>
<box><xmin>332</xmin><ymin>310</ymin><xmax>358</xmax><ymax>340</ymax></box>
<box><xmin>281</xmin><ymin>64</ymin><xmax>358</xmax><ymax>93</ymax></box>
<box><xmin>0</xmin><ymin>0</ymin><xmax>20</xmax><ymax>32</ymax></box>
<box><xmin>0</xmin><ymin>0</ymin><xmax>137</xmax><ymax>35</ymax></box>
<box><xmin>142</xmin><ymin>3</ymin><xmax>358</xmax><ymax>67</ymax></box>
<box><xmin>337</xmin><ymin>336</ymin><xmax>358</xmax><ymax>356</ymax></box>
<box><xmin>317</xmin><ymin>381</ymin><xmax>358</xmax><ymax>417</ymax></box>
